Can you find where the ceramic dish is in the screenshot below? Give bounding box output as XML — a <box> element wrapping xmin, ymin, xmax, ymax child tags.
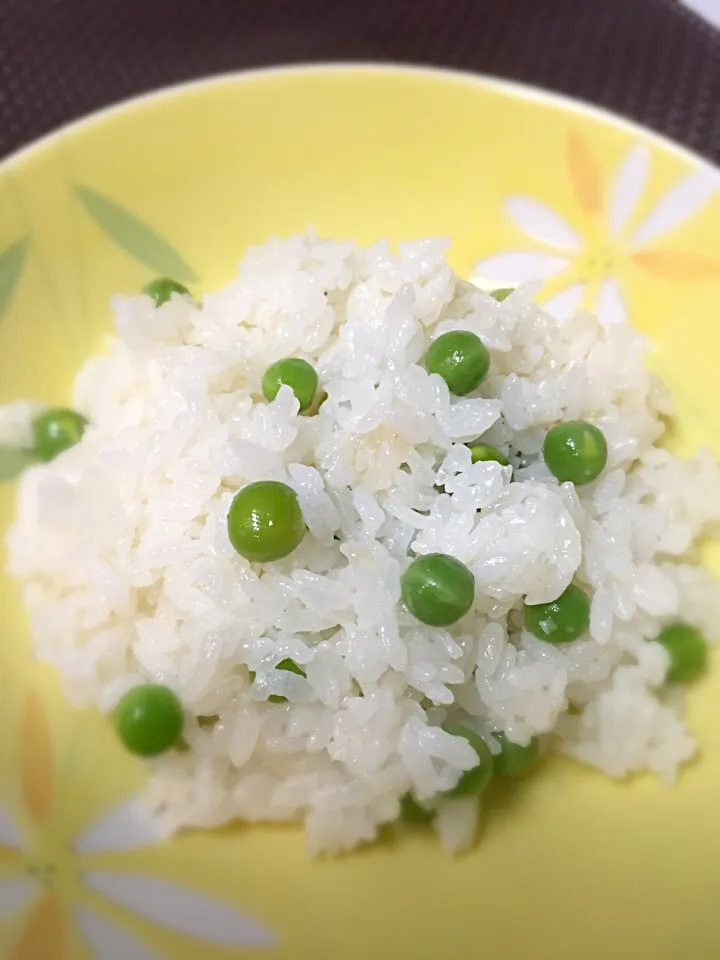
<box><xmin>2</xmin><ymin>65</ymin><xmax>720</xmax><ymax>960</ymax></box>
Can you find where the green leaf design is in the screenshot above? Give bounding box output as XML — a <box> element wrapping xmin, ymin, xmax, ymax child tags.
<box><xmin>0</xmin><ymin>236</ymin><xmax>30</xmax><ymax>318</ymax></box>
<box><xmin>73</xmin><ymin>185</ymin><xmax>198</xmax><ymax>283</ymax></box>
<box><xmin>0</xmin><ymin>446</ymin><xmax>37</xmax><ymax>483</ymax></box>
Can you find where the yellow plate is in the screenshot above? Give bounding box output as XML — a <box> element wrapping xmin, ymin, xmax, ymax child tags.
<box><xmin>2</xmin><ymin>65</ymin><xmax>720</xmax><ymax>960</ymax></box>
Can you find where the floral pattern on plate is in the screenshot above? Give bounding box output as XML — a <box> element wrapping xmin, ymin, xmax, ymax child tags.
<box><xmin>0</xmin><ymin>690</ymin><xmax>274</xmax><ymax>958</ymax></box>
<box><xmin>472</xmin><ymin>132</ymin><xmax>720</xmax><ymax>325</ymax></box>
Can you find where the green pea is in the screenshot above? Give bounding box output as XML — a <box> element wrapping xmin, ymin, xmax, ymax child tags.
<box><xmin>400</xmin><ymin>793</ymin><xmax>434</xmax><ymax>824</ymax></box>
<box><xmin>524</xmin><ymin>583</ymin><xmax>590</xmax><ymax>644</ymax></box>
<box><xmin>249</xmin><ymin>658</ymin><xmax>306</xmax><ymax>703</ymax></box>
<box><xmin>401</xmin><ymin>553</ymin><xmax>475</xmax><ymax>627</ymax></box>
<box><xmin>491</xmin><ymin>288</ymin><xmax>514</xmax><ymax>302</ymax></box>
<box><xmin>143</xmin><ymin>277</ymin><xmax>191</xmax><ymax>306</ymax></box>
<box><xmin>543</xmin><ymin>420</ymin><xmax>608</xmax><ymax>485</ymax></box>
<box><xmin>467</xmin><ymin>443</ymin><xmax>510</xmax><ymax>466</ymax></box>
<box><xmin>655</xmin><ymin>623</ymin><xmax>708</xmax><ymax>684</ymax></box>
<box><xmin>492</xmin><ymin>732</ymin><xmax>540</xmax><ymax>775</ymax></box>
<box><xmin>268</xmin><ymin>657</ymin><xmax>306</xmax><ymax>702</ymax></box>
<box><xmin>32</xmin><ymin>408</ymin><xmax>88</xmax><ymax>462</ymax></box>
<box><xmin>262</xmin><ymin>358</ymin><xmax>319</xmax><ymax>412</ymax></box>
<box><xmin>276</xmin><ymin>657</ymin><xmax>306</xmax><ymax>677</ymax></box>
<box><xmin>227</xmin><ymin>480</ymin><xmax>306</xmax><ymax>563</ymax></box>
<box><xmin>442</xmin><ymin>723</ymin><xmax>494</xmax><ymax>797</ymax></box>
<box><xmin>426</xmin><ymin>330</ymin><xmax>490</xmax><ymax>396</ymax></box>
<box><xmin>114</xmin><ymin>684</ymin><xmax>184</xmax><ymax>757</ymax></box>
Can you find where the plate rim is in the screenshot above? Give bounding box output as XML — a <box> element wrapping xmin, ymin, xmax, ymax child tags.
<box><xmin>2</xmin><ymin>61</ymin><xmax>718</xmax><ymax>176</ymax></box>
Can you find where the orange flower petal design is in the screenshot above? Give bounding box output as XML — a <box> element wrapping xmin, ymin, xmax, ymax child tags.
<box><xmin>19</xmin><ymin>691</ymin><xmax>55</xmax><ymax>825</ymax></box>
<box><xmin>566</xmin><ymin>131</ymin><xmax>602</xmax><ymax>217</ymax></box>
<box><xmin>0</xmin><ymin>845</ymin><xmax>24</xmax><ymax>877</ymax></box>
<box><xmin>632</xmin><ymin>249</ymin><xmax>720</xmax><ymax>280</ymax></box>
<box><xmin>12</xmin><ymin>892</ymin><xmax>65</xmax><ymax>960</ymax></box>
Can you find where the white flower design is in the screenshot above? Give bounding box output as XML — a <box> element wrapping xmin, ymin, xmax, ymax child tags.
<box><xmin>0</xmin><ymin>796</ymin><xmax>273</xmax><ymax>958</ymax></box>
<box><xmin>0</xmin><ymin>689</ymin><xmax>274</xmax><ymax>958</ymax></box>
<box><xmin>472</xmin><ymin>133</ymin><xmax>720</xmax><ymax>326</ymax></box>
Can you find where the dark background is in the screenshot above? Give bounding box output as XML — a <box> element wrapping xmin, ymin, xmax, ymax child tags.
<box><xmin>2</xmin><ymin>0</ymin><xmax>720</xmax><ymax>161</ymax></box>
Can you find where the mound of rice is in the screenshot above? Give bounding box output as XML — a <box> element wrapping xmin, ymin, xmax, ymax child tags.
<box><xmin>7</xmin><ymin>233</ymin><xmax>720</xmax><ymax>854</ymax></box>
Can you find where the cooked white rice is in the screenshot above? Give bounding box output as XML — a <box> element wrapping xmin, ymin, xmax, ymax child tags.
<box><xmin>7</xmin><ymin>232</ymin><xmax>720</xmax><ymax>854</ymax></box>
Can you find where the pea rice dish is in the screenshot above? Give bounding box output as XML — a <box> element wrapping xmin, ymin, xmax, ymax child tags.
<box><xmin>4</xmin><ymin>232</ymin><xmax>720</xmax><ymax>855</ymax></box>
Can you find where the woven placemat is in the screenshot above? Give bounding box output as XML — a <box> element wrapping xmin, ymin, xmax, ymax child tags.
<box><xmin>2</xmin><ymin>0</ymin><xmax>720</xmax><ymax>161</ymax></box>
